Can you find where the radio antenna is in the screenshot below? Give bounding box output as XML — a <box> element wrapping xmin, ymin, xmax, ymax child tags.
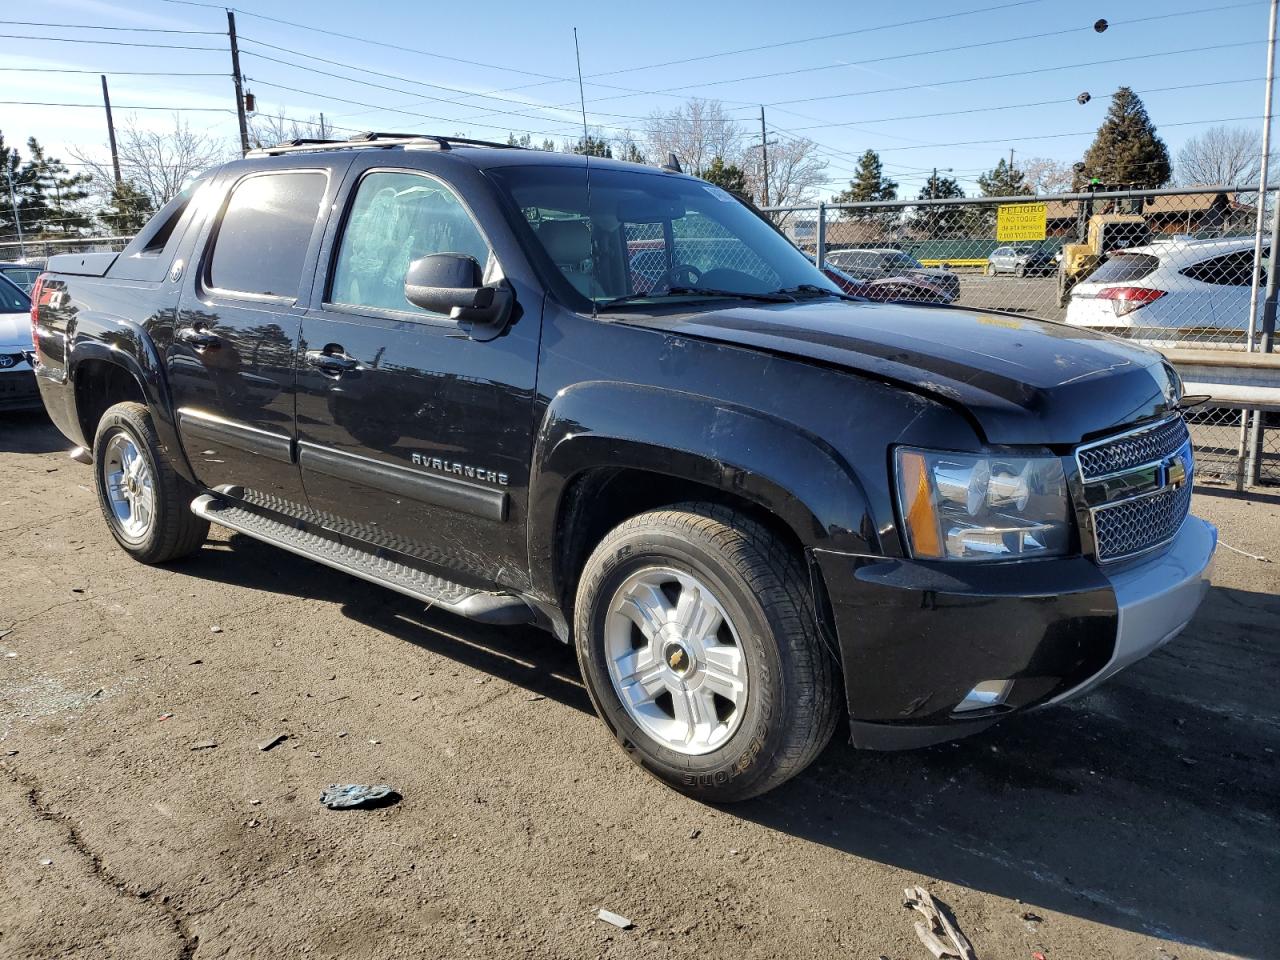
<box><xmin>573</xmin><ymin>26</ymin><xmax>598</xmax><ymax>319</ymax></box>
<box><xmin>573</xmin><ymin>27</ymin><xmax>589</xmax><ymax>145</ymax></box>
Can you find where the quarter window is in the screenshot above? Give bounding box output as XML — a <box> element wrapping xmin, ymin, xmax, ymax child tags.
<box><xmin>329</xmin><ymin>171</ymin><xmax>492</xmax><ymax>315</ymax></box>
<box><xmin>207</xmin><ymin>172</ymin><xmax>326</xmax><ymax>299</ymax></box>
<box><xmin>1180</xmin><ymin>249</ymin><xmax>1266</xmax><ymax>287</ymax></box>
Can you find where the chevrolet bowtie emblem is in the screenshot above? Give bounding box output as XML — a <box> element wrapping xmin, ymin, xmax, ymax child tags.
<box><xmin>668</xmin><ymin>649</ymin><xmax>686</xmax><ymax>670</ymax></box>
<box><xmin>1167</xmin><ymin>455</ymin><xmax>1187</xmax><ymax>488</ymax></box>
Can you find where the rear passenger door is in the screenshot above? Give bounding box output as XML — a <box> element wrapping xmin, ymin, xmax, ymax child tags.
<box><xmin>293</xmin><ymin>160</ymin><xmax>540</xmax><ymax>589</ymax></box>
<box><xmin>168</xmin><ymin>159</ymin><xmax>351</xmax><ymax>510</ymax></box>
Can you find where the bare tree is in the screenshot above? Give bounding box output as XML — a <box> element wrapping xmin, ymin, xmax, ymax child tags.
<box><xmin>249</xmin><ymin>107</ymin><xmax>333</xmax><ymax>148</ymax></box>
<box><xmin>746</xmin><ymin>136</ymin><xmax>827</xmax><ymax>216</ymax></box>
<box><xmin>71</xmin><ymin>114</ymin><xmax>229</xmax><ymax>210</ymax></box>
<box><xmin>1021</xmin><ymin>157</ymin><xmax>1075</xmax><ymax>195</ymax></box>
<box><xmin>1176</xmin><ymin>124</ymin><xmax>1263</xmax><ymax>187</ymax></box>
<box><xmin>644</xmin><ymin>98</ymin><xmax>745</xmax><ymax>176</ymax></box>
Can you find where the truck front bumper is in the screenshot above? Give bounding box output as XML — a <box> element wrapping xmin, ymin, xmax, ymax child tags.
<box><xmin>811</xmin><ymin>515</ymin><xmax>1216</xmax><ymax>750</ymax></box>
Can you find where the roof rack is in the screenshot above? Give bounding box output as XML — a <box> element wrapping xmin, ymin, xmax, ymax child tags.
<box><xmin>246</xmin><ymin>131</ymin><xmax>522</xmax><ymax>158</ymax></box>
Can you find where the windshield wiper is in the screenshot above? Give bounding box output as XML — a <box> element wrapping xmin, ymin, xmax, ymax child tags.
<box><xmin>598</xmin><ymin>286</ymin><xmax>795</xmax><ymax>310</ymax></box>
<box><xmin>771</xmin><ymin>283</ymin><xmax>860</xmax><ymax>302</ymax></box>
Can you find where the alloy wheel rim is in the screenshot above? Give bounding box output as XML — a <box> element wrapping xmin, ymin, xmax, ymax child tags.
<box><xmin>102</xmin><ymin>433</ymin><xmax>154</xmax><ymax>541</ymax></box>
<box><xmin>604</xmin><ymin>566</ymin><xmax>749</xmax><ymax>756</ymax></box>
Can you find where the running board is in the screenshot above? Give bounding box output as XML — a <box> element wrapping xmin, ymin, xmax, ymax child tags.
<box><xmin>190</xmin><ymin>494</ymin><xmax>534</xmax><ymax>626</ymax></box>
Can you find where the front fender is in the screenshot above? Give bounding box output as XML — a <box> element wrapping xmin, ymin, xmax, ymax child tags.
<box><xmin>527</xmin><ymin>380</ymin><xmax>877</xmax><ymax>599</ymax></box>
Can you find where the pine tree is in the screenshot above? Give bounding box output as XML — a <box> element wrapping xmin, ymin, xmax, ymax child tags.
<box><xmin>101</xmin><ymin>180</ymin><xmax>155</xmax><ymax>235</ymax></box>
<box><xmin>977</xmin><ymin>158</ymin><xmax>1032</xmax><ymax>197</ymax></box>
<box><xmin>1078</xmin><ymin>87</ymin><xmax>1171</xmax><ymax>188</ymax></box>
<box><xmin>569</xmin><ymin>135</ymin><xmax>612</xmax><ymax>158</ymax></box>
<box><xmin>24</xmin><ymin>137</ymin><xmax>93</xmax><ymax>236</ymax></box>
<box><xmin>911</xmin><ymin>174</ymin><xmax>966</xmax><ymax>234</ymax></box>
<box><xmin>832</xmin><ymin>150</ymin><xmax>898</xmax><ymax>219</ymax></box>
<box><xmin>0</xmin><ymin>132</ymin><xmax>31</xmax><ymax>244</ymax></box>
<box><xmin>700</xmin><ymin>156</ymin><xmax>750</xmax><ymax>198</ymax></box>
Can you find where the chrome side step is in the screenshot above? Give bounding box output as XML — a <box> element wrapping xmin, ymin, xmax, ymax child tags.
<box><xmin>190</xmin><ymin>494</ymin><xmax>534</xmax><ymax>626</ymax></box>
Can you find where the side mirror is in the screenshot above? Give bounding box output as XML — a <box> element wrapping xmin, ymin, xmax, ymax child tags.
<box><xmin>404</xmin><ymin>253</ymin><xmax>513</xmax><ymax>334</ymax></box>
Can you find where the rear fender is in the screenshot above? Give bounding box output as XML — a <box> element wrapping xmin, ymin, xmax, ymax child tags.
<box><xmin>68</xmin><ymin>313</ymin><xmax>194</xmax><ymax>481</ymax></box>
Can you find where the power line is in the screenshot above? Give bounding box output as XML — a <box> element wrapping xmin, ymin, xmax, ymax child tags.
<box><xmin>0</xmin><ymin>99</ymin><xmax>231</xmax><ymax>113</ymax></box>
<box><xmin>237</xmin><ymin>40</ymin><xmax>647</xmax><ymax>124</ymax></box>
<box><xmin>0</xmin><ymin>68</ymin><xmax>226</xmax><ymax>76</ymax></box>
<box><xmin>239</xmin><ymin>79</ymin><xmax>570</xmax><ymax>137</ymax></box>
<box><xmin>761</xmin><ymin>39</ymin><xmax>1262</xmax><ymax>109</ymax></box>
<box><xmin>0</xmin><ymin>33</ymin><xmax>224</xmax><ymax>51</ymax></box>
<box><xmin>158</xmin><ymin>0</ymin><xmax>571</xmax><ymax>83</ymax></box>
<box><xmin>0</xmin><ymin>19</ymin><xmax>222</xmax><ymax>35</ymax></box>
<box><xmin>576</xmin><ymin>1</ymin><xmax>1268</xmax><ymax>106</ymax></box>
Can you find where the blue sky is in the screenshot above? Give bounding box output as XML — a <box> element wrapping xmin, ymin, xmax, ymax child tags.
<box><xmin>2</xmin><ymin>0</ymin><xmax>1271</xmax><ymax>197</ymax></box>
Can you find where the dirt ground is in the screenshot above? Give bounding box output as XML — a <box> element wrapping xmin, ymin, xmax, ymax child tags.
<box><xmin>0</xmin><ymin>409</ymin><xmax>1276</xmax><ymax>960</ymax></box>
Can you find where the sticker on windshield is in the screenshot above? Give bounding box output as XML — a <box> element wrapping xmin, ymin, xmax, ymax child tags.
<box><xmin>702</xmin><ymin>185</ymin><xmax>736</xmax><ymax>202</ymax></box>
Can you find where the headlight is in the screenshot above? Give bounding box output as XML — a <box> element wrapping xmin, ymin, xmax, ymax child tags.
<box><xmin>895</xmin><ymin>447</ymin><xmax>1071</xmax><ymax>561</ymax></box>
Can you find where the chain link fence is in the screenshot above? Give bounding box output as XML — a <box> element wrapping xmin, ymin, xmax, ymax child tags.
<box><xmin>0</xmin><ymin>235</ymin><xmax>134</xmax><ymax>265</ymax></box>
<box><xmin>767</xmin><ymin>187</ymin><xmax>1280</xmax><ymax>488</ymax></box>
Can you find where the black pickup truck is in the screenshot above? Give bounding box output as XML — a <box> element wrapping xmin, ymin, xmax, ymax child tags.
<box><xmin>30</xmin><ymin>134</ymin><xmax>1216</xmax><ymax>801</ymax></box>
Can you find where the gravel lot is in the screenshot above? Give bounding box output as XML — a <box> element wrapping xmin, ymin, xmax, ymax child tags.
<box><xmin>1</xmin><ymin>410</ymin><xmax>1276</xmax><ymax>960</ymax></box>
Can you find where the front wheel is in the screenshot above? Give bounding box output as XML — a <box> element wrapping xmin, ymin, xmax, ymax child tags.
<box><xmin>93</xmin><ymin>401</ymin><xmax>209</xmax><ymax>563</ymax></box>
<box><xmin>574</xmin><ymin>504</ymin><xmax>839</xmax><ymax>802</ymax></box>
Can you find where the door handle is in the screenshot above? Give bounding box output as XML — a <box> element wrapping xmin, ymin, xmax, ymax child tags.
<box><xmin>304</xmin><ymin>348</ymin><xmax>358</xmax><ymax>373</ymax></box>
<box><xmin>177</xmin><ymin>325</ymin><xmax>221</xmax><ymax>349</ymax></box>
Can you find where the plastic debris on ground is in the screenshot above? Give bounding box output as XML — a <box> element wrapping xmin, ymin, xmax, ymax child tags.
<box><xmin>258</xmin><ymin>734</ymin><xmax>287</xmax><ymax>752</ymax></box>
<box><xmin>903</xmin><ymin>885</ymin><xmax>977</xmax><ymax>960</ymax></box>
<box><xmin>319</xmin><ymin>784</ymin><xmax>398</xmax><ymax>810</ymax></box>
<box><xmin>596</xmin><ymin>909</ymin><xmax>633</xmax><ymax>930</ymax></box>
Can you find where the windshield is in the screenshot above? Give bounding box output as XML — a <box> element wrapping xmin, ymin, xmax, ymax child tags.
<box><xmin>486</xmin><ymin>164</ymin><xmax>838</xmax><ymax>309</ymax></box>
<box><xmin>885</xmin><ymin>252</ymin><xmax>922</xmax><ymax>270</ymax></box>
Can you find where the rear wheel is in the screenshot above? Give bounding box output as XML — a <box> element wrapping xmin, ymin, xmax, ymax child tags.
<box><xmin>574</xmin><ymin>503</ymin><xmax>839</xmax><ymax>802</ymax></box>
<box><xmin>93</xmin><ymin>401</ymin><xmax>209</xmax><ymax>563</ymax></box>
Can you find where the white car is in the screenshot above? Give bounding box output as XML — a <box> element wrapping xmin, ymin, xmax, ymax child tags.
<box><xmin>0</xmin><ymin>273</ymin><xmax>40</xmax><ymax>412</ymax></box>
<box><xmin>1064</xmin><ymin>237</ymin><xmax>1263</xmax><ymax>345</ymax></box>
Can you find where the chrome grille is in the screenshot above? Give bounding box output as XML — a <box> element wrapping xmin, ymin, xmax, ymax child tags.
<box><xmin>1093</xmin><ymin>478</ymin><xmax>1193</xmax><ymax>561</ymax></box>
<box><xmin>1077</xmin><ymin>416</ymin><xmax>1190</xmax><ymax>479</ymax></box>
<box><xmin>1076</xmin><ymin>416</ymin><xmax>1194</xmax><ymax>563</ymax></box>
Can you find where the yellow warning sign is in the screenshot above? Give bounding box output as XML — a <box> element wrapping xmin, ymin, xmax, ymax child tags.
<box><xmin>996</xmin><ymin>203</ymin><xmax>1047</xmax><ymax>242</ymax></box>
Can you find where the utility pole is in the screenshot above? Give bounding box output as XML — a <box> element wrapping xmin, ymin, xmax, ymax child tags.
<box><xmin>4</xmin><ymin>167</ymin><xmax>25</xmax><ymax>260</ymax></box>
<box><xmin>931</xmin><ymin>167</ymin><xmax>937</xmax><ymax>200</ymax></box>
<box><xmin>228</xmin><ymin>11</ymin><xmax>250</xmax><ymax>156</ymax></box>
<box><xmin>1008</xmin><ymin>148</ymin><xmax>1015</xmax><ymax>171</ymax></box>
<box><xmin>759</xmin><ymin>107</ymin><xmax>770</xmax><ymax>207</ymax></box>
<box><xmin>101</xmin><ymin>75</ymin><xmax>122</xmax><ymax>186</ymax></box>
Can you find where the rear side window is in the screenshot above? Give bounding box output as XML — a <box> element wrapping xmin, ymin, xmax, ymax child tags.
<box><xmin>207</xmin><ymin>171</ymin><xmax>326</xmax><ymax>299</ymax></box>
<box><xmin>1180</xmin><ymin>249</ymin><xmax>1264</xmax><ymax>287</ymax></box>
<box><xmin>1085</xmin><ymin>253</ymin><xmax>1160</xmax><ymax>284</ymax></box>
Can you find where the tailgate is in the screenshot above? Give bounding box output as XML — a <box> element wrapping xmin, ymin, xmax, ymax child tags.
<box><xmin>46</xmin><ymin>251</ymin><xmax>118</xmax><ymax>277</ymax></box>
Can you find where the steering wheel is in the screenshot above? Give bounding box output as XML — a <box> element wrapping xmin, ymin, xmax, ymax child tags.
<box><xmin>663</xmin><ymin>263</ymin><xmax>703</xmax><ymax>288</ymax></box>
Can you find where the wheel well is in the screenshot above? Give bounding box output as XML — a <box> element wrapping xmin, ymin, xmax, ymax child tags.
<box><xmin>75</xmin><ymin>360</ymin><xmax>145</xmax><ymax>445</ymax></box>
<box><xmin>555</xmin><ymin>466</ymin><xmax>821</xmax><ymax>612</ymax></box>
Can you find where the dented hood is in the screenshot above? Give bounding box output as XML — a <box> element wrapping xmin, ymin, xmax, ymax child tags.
<box><xmin>615</xmin><ymin>300</ymin><xmax>1177</xmax><ymax>446</ymax></box>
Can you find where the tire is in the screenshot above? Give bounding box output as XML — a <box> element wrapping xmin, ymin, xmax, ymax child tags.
<box><xmin>1014</xmin><ymin>263</ymin><xmax>1027</xmax><ymax>278</ymax></box>
<box><xmin>92</xmin><ymin>401</ymin><xmax>209</xmax><ymax>564</ymax></box>
<box><xmin>573</xmin><ymin>503</ymin><xmax>840</xmax><ymax>802</ymax></box>
<box><xmin>984</xmin><ymin>263</ymin><xmax>995</xmax><ymax>277</ymax></box>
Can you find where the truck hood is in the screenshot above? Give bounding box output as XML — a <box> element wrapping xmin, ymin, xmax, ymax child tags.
<box><xmin>615</xmin><ymin>300</ymin><xmax>1177</xmax><ymax>445</ymax></box>
<box><xmin>0</xmin><ymin>310</ymin><xmax>30</xmax><ymax>351</ymax></box>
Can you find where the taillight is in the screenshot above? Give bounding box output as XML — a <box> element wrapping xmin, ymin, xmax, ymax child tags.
<box><xmin>29</xmin><ymin>274</ymin><xmax>46</xmax><ymax>352</ymax></box>
<box><xmin>1097</xmin><ymin>286</ymin><xmax>1165</xmax><ymax>317</ymax></box>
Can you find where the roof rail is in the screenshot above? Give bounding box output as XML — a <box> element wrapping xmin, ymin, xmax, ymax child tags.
<box><xmin>245</xmin><ymin>131</ymin><xmax>523</xmax><ymax>158</ymax></box>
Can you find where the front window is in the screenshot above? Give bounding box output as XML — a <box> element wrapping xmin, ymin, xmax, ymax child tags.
<box><xmin>329</xmin><ymin>170</ymin><xmax>493</xmax><ymax>316</ymax></box>
<box><xmin>486</xmin><ymin>164</ymin><xmax>839</xmax><ymax>309</ymax></box>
